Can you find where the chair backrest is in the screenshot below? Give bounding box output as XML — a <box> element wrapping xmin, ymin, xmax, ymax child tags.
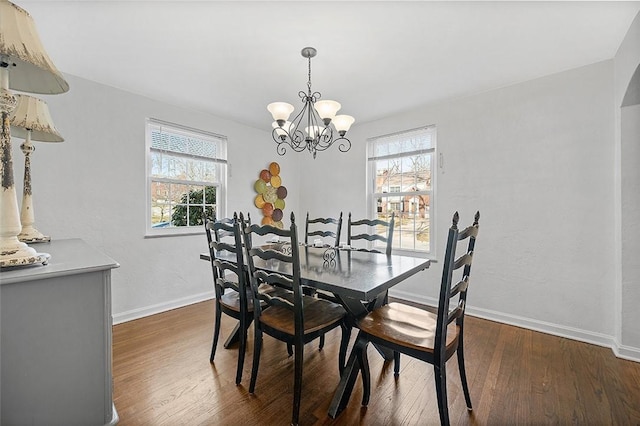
<box><xmin>434</xmin><ymin>211</ymin><xmax>480</xmax><ymax>363</ymax></box>
<box><xmin>347</xmin><ymin>212</ymin><xmax>395</xmax><ymax>255</ymax></box>
<box><xmin>241</xmin><ymin>212</ymin><xmax>303</xmax><ymax>329</ymax></box>
<box><xmin>205</xmin><ymin>213</ymin><xmax>247</xmax><ymax>303</ymax></box>
<box><xmin>212</xmin><ymin>217</ymin><xmax>235</xmax><ymax>240</ymax></box>
<box><xmin>304</xmin><ymin>212</ymin><xmax>343</xmax><ymax>246</ymax></box>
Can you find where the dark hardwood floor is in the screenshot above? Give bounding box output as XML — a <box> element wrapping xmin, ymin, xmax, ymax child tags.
<box><xmin>113</xmin><ymin>300</ymin><xmax>640</xmax><ymax>425</ymax></box>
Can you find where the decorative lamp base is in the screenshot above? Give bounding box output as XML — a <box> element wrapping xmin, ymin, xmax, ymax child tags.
<box><xmin>18</xmin><ymin>235</ymin><xmax>51</xmax><ymax>243</ymax></box>
<box><xmin>18</xmin><ymin>226</ymin><xmax>51</xmax><ymax>243</ymax></box>
<box><xmin>0</xmin><ymin>248</ymin><xmax>50</xmax><ymax>268</ymax></box>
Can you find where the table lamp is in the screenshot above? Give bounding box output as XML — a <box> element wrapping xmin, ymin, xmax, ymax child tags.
<box><xmin>0</xmin><ymin>0</ymin><xmax>69</xmax><ymax>267</ymax></box>
<box><xmin>9</xmin><ymin>94</ymin><xmax>63</xmax><ymax>243</ymax></box>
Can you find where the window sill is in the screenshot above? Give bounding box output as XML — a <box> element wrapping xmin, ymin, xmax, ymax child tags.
<box><xmin>145</xmin><ymin>227</ymin><xmax>204</xmax><ymax>238</ymax></box>
<box><xmin>391</xmin><ymin>248</ymin><xmax>437</xmax><ymax>262</ymax></box>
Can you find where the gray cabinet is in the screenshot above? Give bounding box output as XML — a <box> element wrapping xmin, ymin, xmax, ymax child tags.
<box><xmin>1</xmin><ymin>239</ymin><xmax>119</xmax><ymax>425</ymax></box>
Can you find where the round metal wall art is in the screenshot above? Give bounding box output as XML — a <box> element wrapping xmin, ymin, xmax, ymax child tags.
<box><xmin>254</xmin><ymin>162</ymin><xmax>287</xmax><ymax>228</ymax></box>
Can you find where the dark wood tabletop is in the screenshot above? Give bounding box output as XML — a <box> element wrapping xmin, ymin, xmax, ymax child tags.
<box><xmin>201</xmin><ymin>244</ymin><xmax>430</xmax><ymax>306</ymax></box>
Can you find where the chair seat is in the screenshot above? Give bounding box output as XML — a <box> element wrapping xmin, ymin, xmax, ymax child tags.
<box><xmin>315</xmin><ymin>288</ymin><xmax>339</xmax><ymax>302</ymax></box>
<box><xmin>219</xmin><ymin>283</ymin><xmax>291</xmax><ymax>313</ymax></box>
<box><xmin>260</xmin><ymin>296</ymin><xmax>346</xmax><ymax>335</ymax></box>
<box><xmin>219</xmin><ymin>289</ymin><xmax>247</xmax><ymax>312</ymax></box>
<box><xmin>356</xmin><ymin>302</ymin><xmax>459</xmax><ymax>353</ymax></box>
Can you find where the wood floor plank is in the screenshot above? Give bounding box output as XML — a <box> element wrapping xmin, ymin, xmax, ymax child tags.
<box><xmin>112</xmin><ymin>300</ymin><xmax>640</xmax><ymax>425</ymax></box>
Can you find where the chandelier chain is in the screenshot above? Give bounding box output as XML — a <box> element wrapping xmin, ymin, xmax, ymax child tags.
<box><xmin>307</xmin><ymin>56</ymin><xmax>312</xmax><ymax>94</ymax></box>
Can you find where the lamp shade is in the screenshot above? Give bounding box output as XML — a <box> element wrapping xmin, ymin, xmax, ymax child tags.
<box><xmin>9</xmin><ymin>94</ymin><xmax>63</xmax><ymax>142</ymax></box>
<box><xmin>314</xmin><ymin>100</ymin><xmax>341</xmax><ymax>120</ymax></box>
<box><xmin>267</xmin><ymin>102</ymin><xmax>295</xmax><ymax>122</ymax></box>
<box><xmin>0</xmin><ymin>0</ymin><xmax>69</xmax><ymax>94</ymax></box>
<box><xmin>332</xmin><ymin>115</ymin><xmax>355</xmax><ymax>133</ymax></box>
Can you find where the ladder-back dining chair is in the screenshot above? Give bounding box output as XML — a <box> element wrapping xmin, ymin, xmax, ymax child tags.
<box><xmin>205</xmin><ymin>213</ymin><xmax>251</xmax><ymax>385</ymax></box>
<box><xmin>354</xmin><ymin>211</ymin><xmax>480</xmax><ymax>426</ymax></box>
<box><xmin>304</xmin><ymin>212</ymin><xmax>343</xmax><ymax>247</ymax></box>
<box><xmin>304</xmin><ymin>212</ymin><xmax>345</xmax><ymax>349</ymax></box>
<box><xmin>347</xmin><ymin>212</ymin><xmax>395</xmax><ymax>255</ymax></box>
<box><xmin>241</xmin><ymin>212</ymin><xmax>350</xmax><ymax>426</ymax></box>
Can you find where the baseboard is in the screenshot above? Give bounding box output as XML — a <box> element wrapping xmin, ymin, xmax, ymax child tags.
<box><xmin>113</xmin><ymin>291</ymin><xmax>215</xmax><ymax>325</ymax></box>
<box><xmin>389</xmin><ymin>289</ymin><xmax>640</xmax><ymax>363</ymax></box>
<box><xmin>105</xmin><ymin>404</ymin><xmax>119</xmax><ymax>426</ymax></box>
<box><xmin>112</xmin><ymin>288</ymin><xmax>640</xmax><ymax>363</ymax></box>
<box><xmin>612</xmin><ymin>338</ymin><xmax>640</xmax><ymax>362</ymax></box>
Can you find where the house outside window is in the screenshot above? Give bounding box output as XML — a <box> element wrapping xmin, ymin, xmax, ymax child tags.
<box><xmin>146</xmin><ymin>118</ymin><xmax>227</xmax><ymax>236</ymax></box>
<box><xmin>368</xmin><ymin>126</ymin><xmax>435</xmax><ymax>254</ymax></box>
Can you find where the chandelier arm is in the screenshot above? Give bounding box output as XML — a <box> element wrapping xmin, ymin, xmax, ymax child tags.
<box><xmin>271</xmin><ymin>128</ymin><xmax>307</xmax><ymax>154</ymax></box>
<box><xmin>271</xmin><ymin>129</ymin><xmax>289</xmax><ymax>156</ymax></box>
<box><xmin>306</xmin><ymin>103</ymin><xmax>313</xmax><ymax>146</ymax></box>
<box><xmin>275</xmin><ymin>140</ymin><xmax>287</xmax><ymax>156</ymax></box>
<box><xmin>314</xmin><ymin>127</ymin><xmax>335</xmax><ymax>151</ymax></box>
<box><xmin>309</xmin><ymin>100</ymin><xmax>321</xmax><ymax>127</ymax></box>
<box><xmin>308</xmin><ymin>102</ymin><xmax>327</xmax><ymax>155</ymax></box>
<box><xmin>289</xmin><ymin>100</ymin><xmax>311</xmax><ymax>140</ymax></box>
<box><xmin>291</xmin><ymin>128</ymin><xmax>306</xmax><ymax>149</ymax></box>
<box><xmin>334</xmin><ymin>136</ymin><xmax>353</xmax><ymax>153</ymax></box>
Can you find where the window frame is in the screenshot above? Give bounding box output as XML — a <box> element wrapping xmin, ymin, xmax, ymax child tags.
<box><xmin>145</xmin><ymin>118</ymin><xmax>227</xmax><ymax>237</ymax></box>
<box><xmin>367</xmin><ymin>125</ymin><xmax>437</xmax><ymax>258</ymax></box>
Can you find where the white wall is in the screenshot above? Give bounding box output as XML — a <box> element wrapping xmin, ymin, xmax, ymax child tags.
<box><xmin>614</xmin><ymin>11</ymin><xmax>640</xmax><ymax>358</ymax></box>
<box><xmin>11</xmin><ymin>74</ymin><xmax>301</xmax><ymax>323</ymax></box>
<box><xmin>620</xmin><ymin>104</ymin><xmax>640</xmax><ymax>351</ymax></box>
<box><xmin>9</xmin><ymin>45</ymin><xmax>639</xmax><ymax>360</ymax></box>
<box><xmin>300</xmin><ymin>60</ymin><xmax>625</xmax><ymax>353</ymax></box>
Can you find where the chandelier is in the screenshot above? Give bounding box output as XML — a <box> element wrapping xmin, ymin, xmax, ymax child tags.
<box><xmin>268</xmin><ymin>47</ymin><xmax>355</xmax><ymax>159</ymax></box>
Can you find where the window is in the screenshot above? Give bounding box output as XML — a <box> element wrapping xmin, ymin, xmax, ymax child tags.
<box><xmin>146</xmin><ymin>118</ymin><xmax>227</xmax><ymax>236</ymax></box>
<box><xmin>368</xmin><ymin>126</ymin><xmax>435</xmax><ymax>254</ymax></box>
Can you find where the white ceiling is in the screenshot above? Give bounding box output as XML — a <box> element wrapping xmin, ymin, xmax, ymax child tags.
<box><xmin>15</xmin><ymin>1</ymin><xmax>640</xmax><ymax>129</ymax></box>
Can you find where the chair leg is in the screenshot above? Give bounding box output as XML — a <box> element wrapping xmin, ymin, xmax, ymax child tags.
<box><xmin>393</xmin><ymin>351</ymin><xmax>400</xmax><ymax>375</ymax></box>
<box><xmin>355</xmin><ymin>337</ymin><xmax>371</xmax><ymax>406</ymax></box>
<box><xmin>457</xmin><ymin>337</ymin><xmax>473</xmax><ymax>410</ymax></box>
<box><xmin>235</xmin><ymin>314</ymin><xmax>250</xmax><ymax>385</ymax></box>
<box><xmin>292</xmin><ymin>340</ymin><xmax>304</xmax><ymax>426</ymax></box>
<box><xmin>319</xmin><ymin>334</ymin><xmax>325</xmax><ymax>350</ymax></box>
<box><xmin>210</xmin><ymin>301</ymin><xmax>222</xmax><ymax>363</ymax></box>
<box><xmin>287</xmin><ymin>342</ymin><xmax>293</xmax><ymax>356</ymax></box>
<box><xmin>249</xmin><ymin>326</ymin><xmax>262</xmax><ymax>394</ymax></box>
<box><xmin>434</xmin><ymin>364</ymin><xmax>450</xmax><ymax>426</ymax></box>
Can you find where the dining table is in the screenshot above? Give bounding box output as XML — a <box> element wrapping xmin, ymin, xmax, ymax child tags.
<box><xmin>200</xmin><ymin>243</ymin><xmax>430</xmax><ymax>418</ymax></box>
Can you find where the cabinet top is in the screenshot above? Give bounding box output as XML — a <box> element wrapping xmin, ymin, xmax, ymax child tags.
<box><xmin>0</xmin><ymin>239</ymin><xmax>119</xmax><ymax>285</ymax></box>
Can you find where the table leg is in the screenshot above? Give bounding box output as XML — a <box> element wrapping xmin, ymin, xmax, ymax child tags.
<box><xmin>223</xmin><ymin>317</ymin><xmax>254</xmax><ymax>349</ymax></box>
<box><xmin>328</xmin><ymin>339</ymin><xmax>362</xmax><ymax>418</ymax></box>
<box><xmin>368</xmin><ymin>291</ymin><xmax>394</xmax><ymax>360</ymax></box>
<box><xmin>328</xmin><ymin>290</ymin><xmax>394</xmax><ymax>418</ymax></box>
<box><xmin>223</xmin><ymin>323</ymin><xmax>241</xmax><ymax>348</ymax></box>
<box><xmin>334</xmin><ymin>295</ymin><xmax>368</xmax><ymax>318</ymax></box>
